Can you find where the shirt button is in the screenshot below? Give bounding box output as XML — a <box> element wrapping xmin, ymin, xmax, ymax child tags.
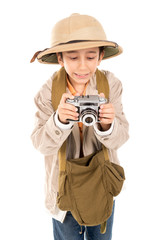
<box><xmin>55</xmin><ymin>130</ymin><xmax>60</xmax><ymax>135</ymax></box>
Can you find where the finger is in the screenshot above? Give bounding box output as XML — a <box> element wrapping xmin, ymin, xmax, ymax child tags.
<box><xmin>99</xmin><ymin>113</ymin><xmax>115</xmax><ymax>120</ymax></box>
<box><xmin>61</xmin><ymin>111</ymin><xmax>79</xmax><ymax>120</ymax></box>
<box><xmin>66</xmin><ymin>113</ymin><xmax>79</xmax><ymax>121</ymax></box>
<box><xmin>59</xmin><ymin>103</ymin><xmax>78</xmax><ymax>112</ymax></box>
<box><xmin>100</xmin><ymin>103</ymin><xmax>113</xmax><ymax>109</ymax></box>
<box><xmin>58</xmin><ymin>106</ymin><xmax>79</xmax><ymax>116</ymax></box>
<box><xmin>99</xmin><ymin>108</ymin><xmax>115</xmax><ymax>115</ymax></box>
<box><xmin>99</xmin><ymin>108</ymin><xmax>115</xmax><ymax>116</ymax></box>
<box><xmin>58</xmin><ymin>106</ymin><xmax>79</xmax><ymax>119</ymax></box>
<box><xmin>60</xmin><ymin>93</ymin><xmax>74</xmax><ymax>104</ymax></box>
<box><xmin>58</xmin><ymin>109</ymin><xmax>79</xmax><ymax>122</ymax></box>
<box><xmin>99</xmin><ymin>117</ymin><xmax>114</xmax><ymax>124</ymax></box>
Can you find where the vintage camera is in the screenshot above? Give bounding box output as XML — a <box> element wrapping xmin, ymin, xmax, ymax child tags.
<box><xmin>66</xmin><ymin>95</ymin><xmax>107</xmax><ymax>126</ymax></box>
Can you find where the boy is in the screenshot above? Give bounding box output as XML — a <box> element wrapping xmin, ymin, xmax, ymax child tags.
<box><xmin>31</xmin><ymin>13</ymin><xmax>129</xmax><ymax>240</ymax></box>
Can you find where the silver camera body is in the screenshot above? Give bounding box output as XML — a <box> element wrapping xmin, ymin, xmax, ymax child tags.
<box><xmin>66</xmin><ymin>95</ymin><xmax>107</xmax><ymax>126</ymax></box>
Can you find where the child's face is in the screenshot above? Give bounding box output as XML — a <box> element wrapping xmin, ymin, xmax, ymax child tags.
<box><xmin>57</xmin><ymin>47</ymin><xmax>104</xmax><ymax>87</ymax></box>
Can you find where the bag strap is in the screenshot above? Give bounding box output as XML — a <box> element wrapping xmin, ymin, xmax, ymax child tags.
<box><xmin>52</xmin><ymin>67</ymin><xmax>67</xmax><ymax>111</ymax></box>
<box><xmin>96</xmin><ymin>68</ymin><xmax>109</xmax><ymax>100</ymax></box>
<box><xmin>102</xmin><ymin>145</ymin><xmax>109</xmax><ymax>161</ymax></box>
<box><xmin>58</xmin><ymin>141</ymin><xmax>67</xmax><ymax>172</ymax></box>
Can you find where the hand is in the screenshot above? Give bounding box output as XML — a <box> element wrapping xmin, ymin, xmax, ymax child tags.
<box><xmin>57</xmin><ymin>93</ymin><xmax>80</xmax><ymax>124</ymax></box>
<box><xmin>98</xmin><ymin>93</ymin><xmax>115</xmax><ymax>131</ymax></box>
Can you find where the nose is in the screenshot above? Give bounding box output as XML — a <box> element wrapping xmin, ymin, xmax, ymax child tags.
<box><xmin>78</xmin><ymin>57</ymin><xmax>87</xmax><ymax>70</ymax></box>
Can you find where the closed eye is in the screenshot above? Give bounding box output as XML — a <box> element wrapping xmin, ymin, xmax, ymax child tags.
<box><xmin>70</xmin><ymin>57</ymin><xmax>77</xmax><ymax>60</ymax></box>
<box><xmin>88</xmin><ymin>57</ymin><xmax>95</xmax><ymax>59</ymax></box>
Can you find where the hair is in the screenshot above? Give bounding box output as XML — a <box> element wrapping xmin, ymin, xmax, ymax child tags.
<box><xmin>58</xmin><ymin>46</ymin><xmax>105</xmax><ymax>61</ymax></box>
<box><xmin>99</xmin><ymin>46</ymin><xmax>105</xmax><ymax>57</ymax></box>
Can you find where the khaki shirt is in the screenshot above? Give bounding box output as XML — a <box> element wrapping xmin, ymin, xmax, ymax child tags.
<box><xmin>31</xmin><ymin>70</ymin><xmax>129</xmax><ymax>222</ymax></box>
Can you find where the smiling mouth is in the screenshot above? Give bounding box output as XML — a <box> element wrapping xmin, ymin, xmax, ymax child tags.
<box><xmin>74</xmin><ymin>73</ymin><xmax>90</xmax><ymax>78</ymax></box>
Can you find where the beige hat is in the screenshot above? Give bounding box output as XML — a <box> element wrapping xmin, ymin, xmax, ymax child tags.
<box><xmin>31</xmin><ymin>13</ymin><xmax>123</xmax><ymax>64</ymax></box>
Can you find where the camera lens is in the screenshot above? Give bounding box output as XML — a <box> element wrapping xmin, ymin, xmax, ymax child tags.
<box><xmin>82</xmin><ymin>114</ymin><xmax>96</xmax><ymax>126</ymax></box>
<box><xmin>81</xmin><ymin>108</ymin><xmax>97</xmax><ymax>126</ymax></box>
<box><xmin>85</xmin><ymin>116</ymin><xmax>93</xmax><ymax>124</ymax></box>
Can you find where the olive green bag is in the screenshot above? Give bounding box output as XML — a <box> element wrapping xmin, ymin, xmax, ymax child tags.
<box><xmin>51</xmin><ymin>67</ymin><xmax>125</xmax><ymax>233</ymax></box>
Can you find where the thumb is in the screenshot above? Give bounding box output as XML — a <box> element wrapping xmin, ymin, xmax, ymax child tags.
<box><xmin>99</xmin><ymin>92</ymin><xmax>105</xmax><ymax>98</ymax></box>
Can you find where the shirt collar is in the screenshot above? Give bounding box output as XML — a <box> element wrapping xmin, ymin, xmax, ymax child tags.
<box><xmin>66</xmin><ymin>75</ymin><xmax>89</xmax><ymax>96</ymax></box>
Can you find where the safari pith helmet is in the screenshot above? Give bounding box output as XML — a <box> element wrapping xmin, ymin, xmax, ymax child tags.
<box><xmin>31</xmin><ymin>13</ymin><xmax>123</xmax><ymax>64</ymax></box>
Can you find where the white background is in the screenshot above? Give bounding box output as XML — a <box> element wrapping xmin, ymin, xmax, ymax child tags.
<box><xmin>0</xmin><ymin>0</ymin><xmax>160</xmax><ymax>239</ymax></box>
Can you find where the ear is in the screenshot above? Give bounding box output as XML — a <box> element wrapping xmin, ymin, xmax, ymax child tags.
<box><xmin>56</xmin><ymin>53</ymin><xmax>64</xmax><ymax>67</ymax></box>
<box><xmin>97</xmin><ymin>51</ymin><xmax>104</xmax><ymax>66</ymax></box>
